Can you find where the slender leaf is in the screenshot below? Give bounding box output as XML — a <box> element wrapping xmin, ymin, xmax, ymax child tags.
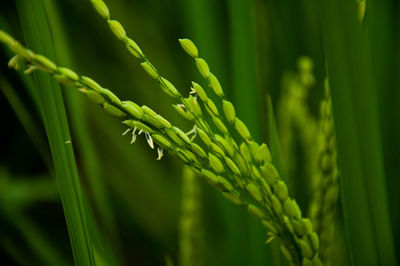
<box><xmin>319</xmin><ymin>0</ymin><xmax>396</xmax><ymax>265</ymax></box>
<box><xmin>15</xmin><ymin>1</ymin><xmax>95</xmax><ymax>265</ymax></box>
<box><xmin>228</xmin><ymin>1</ymin><xmax>271</xmax><ymax>266</ymax></box>
<box><xmin>41</xmin><ymin>1</ymin><xmax>121</xmax><ymax>264</ymax></box>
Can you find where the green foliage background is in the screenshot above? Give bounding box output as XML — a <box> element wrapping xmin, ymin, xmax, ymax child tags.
<box><xmin>0</xmin><ymin>0</ymin><xmax>398</xmax><ymax>265</ymax></box>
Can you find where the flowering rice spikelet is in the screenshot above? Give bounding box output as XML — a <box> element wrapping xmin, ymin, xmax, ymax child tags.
<box><xmin>179</xmin><ymin>38</ymin><xmax>199</xmax><ymax>58</ymax></box>
<box><xmin>0</xmin><ymin>20</ymin><xmax>324</xmax><ymax>265</ymax></box>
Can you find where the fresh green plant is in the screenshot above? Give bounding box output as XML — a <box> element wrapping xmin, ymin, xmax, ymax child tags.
<box><xmin>1</xmin><ymin>14</ymin><xmax>322</xmax><ymax>264</ymax></box>
<box><xmin>0</xmin><ymin>0</ymin><xmax>398</xmax><ymax>265</ymax></box>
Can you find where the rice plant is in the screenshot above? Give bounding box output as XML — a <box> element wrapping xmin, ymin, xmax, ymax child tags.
<box><xmin>0</xmin><ymin>0</ymin><xmax>398</xmax><ymax>266</ymax></box>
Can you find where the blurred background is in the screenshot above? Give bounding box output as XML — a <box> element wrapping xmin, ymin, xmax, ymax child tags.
<box><xmin>0</xmin><ymin>0</ymin><xmax>399</xmax><ymax>265</ymax></box>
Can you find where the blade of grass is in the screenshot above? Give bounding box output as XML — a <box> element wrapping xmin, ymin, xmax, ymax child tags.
<box><xmin>367</xmin><ymin>0</ymin><xmax>400</xmax><ymax>255</ymax></box>
<box><xmin>389</xmin><ymin>2</ymin><xmax>400</xmax><ymax>252</ymax></box>
<box><xmin>228</xmin><ymin>1</ymin><xmax>270</xmax><ymax>266</ymax></box>
<box><xmin>15</xmin><ymin>0</ymin><xmax>95</xmax><ymax>265</ymax></box>
<box><xmin>229</xmin><ymin>0</ymin><xmax>262</xmax><ymax>141</ymax></box>
<box><xmin>319</xmin><ymin>0</ymin><xmax>396</xmax><ymax>265</ymax></box>
<box><xmin>41</xmin><ymin>1</ymin><xmax>121</xmax><ymax>264</ymax></box>
<box><xmin>362</xmin><ymin>1</ymin><xmax>397</xmax><ymax>264</ymax></box>
<box><xmin>2</xmin><ymin>8</ymin><xmax>114</xmax><ymax>264</ymax></box>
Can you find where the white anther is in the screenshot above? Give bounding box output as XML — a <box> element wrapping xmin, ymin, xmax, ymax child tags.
<box><xmin>186</xmin><ymin>125</ymin><xmax>197</xmax><ymax>136</ymax></box>
<box><xmin>130</xmin><ymin>127</ymin><xmax>137</xmax><ymax>144</ymax></box>
<box><xmin>157</xmin><ymin>147</ymin><xmax>164</xmax><ymax>160</ymax></box>
<box><xmin>266</xmin><ymin>233</ymin><xmax>275</xmax><ymax>244</ymax></box>
<box><xmin>122</xmin><ymin>128</ymin><xmax>132</xmax><ymax>136</ymax></box>
<box><xmin>24</xmin><ymin>65</ymin><xmax>37</xmax><ymax>74</ymax></box>
<box><xmin>145</xmin><ymin>132</ymin><xmax>154</xmax><ymax>149</ymax></box>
